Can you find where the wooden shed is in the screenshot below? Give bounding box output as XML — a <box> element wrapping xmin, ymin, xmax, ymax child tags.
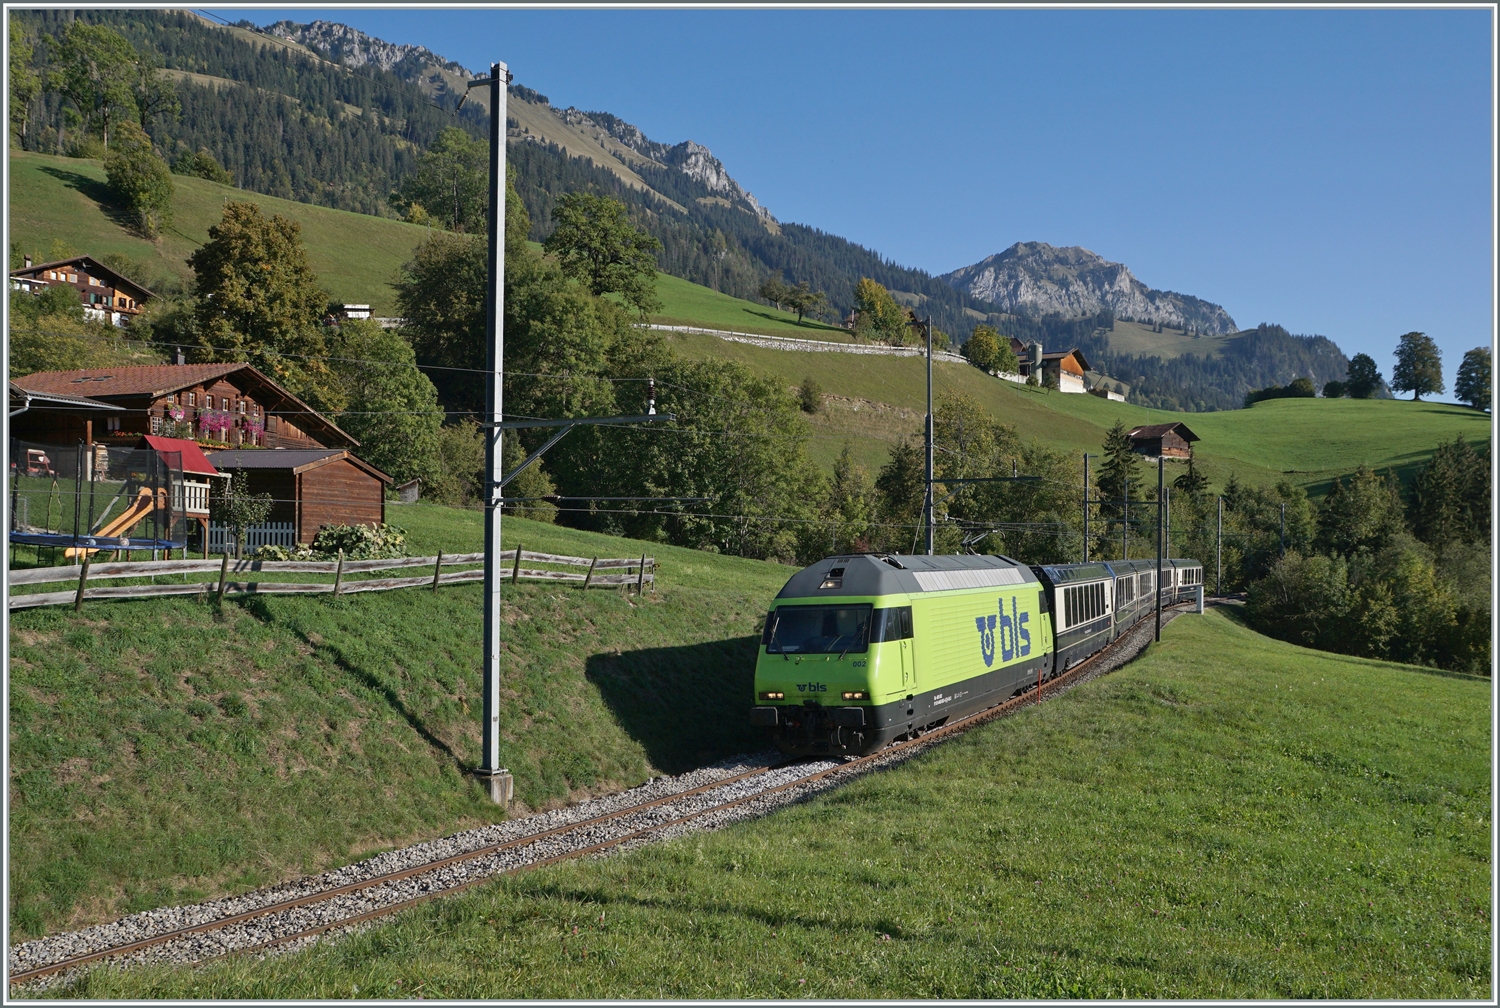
<box><xmin>1126</xmin><ymin>422</ymin><xmax>1200</xmax><ymax>460</ymax></box>
<box><xmin>204</xmin><ymin>449</ymin><xmax>392</xmax><ymax>545</ymax></box>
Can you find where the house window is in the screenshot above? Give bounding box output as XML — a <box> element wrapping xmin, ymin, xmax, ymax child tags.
<box><xmin>252</xmin><ymin>403</ymin><xmax>259</xmax><ymax>415</ymax></box>
<box><xmin>151</xmin><ymin>416</ymin><xmax>161</xmax><ymax>435</ymax></box>
<box><xmin>106</xmin><ymin>417</ymin><xmax>121</xmax><ymax>432</ymax></box>
<box><xmin>89</xmin><ymin>276</ymin><xmax>99</xmax><ymax>286</ymax></box>
<box><xmin>67</xmin><ymin>274</ymin><xmax>77</xmax><ymax>283</ymax></box>
<box><xmin>237</xmin><ymin>400</ymin><xmax>246</xmax><ymax>414</ymax></box>
<box><xmin>187</xmin><ymin>392</ymin><xmax>196</xmax><ymax>406</ymax></box>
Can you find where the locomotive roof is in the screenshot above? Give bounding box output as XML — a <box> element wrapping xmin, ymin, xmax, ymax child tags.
<box><xmin>775</xmin><ymin>553</ymin><xmax>1038</xmax><ymax>600</ymax></box>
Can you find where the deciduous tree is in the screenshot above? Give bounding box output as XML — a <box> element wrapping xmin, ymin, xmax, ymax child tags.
<box><xmin>188</xmin><ymin>201</ymin><xmax>331</xmax><ymax>402</ymax></box>
<box><xmin>1344</xmin><ymin>353</ymin><xmax>1383</xmax><ymax>399</ymax></box>
<box><xmin>851</xmin><ymin>278</ymin><xmax>908</xmax><ymax>345</ymax></box>
<box><xmin>782</xmin><ymin>281</ymin><xmax>827</xmax><ymax>323</ymax></box>
<box><xmin>393</xmin><ymin>126</ymin><xmax>488</xmax><ymax>234</ymax></box>
<box><xmin>1391</xmin><ymin>331</ymin><xmax>1443</xmax><ymax>401</ymax></box>
<box><xmin>543</xmin><ymin>191</ymin><xmax>663</xmax><ymax>316</ymax></box>
<box><xmin>1454</xmin><ymin>346</ymin><xmax>1490</xmax><ymax>411</ymax></box>
<box><xmin>104</xmin><ymin>120</ymin><xmax>173</xmax><ymax>237</ymax></box>
<box><xmin>9</xmin><ymin>22</ymin><xmax>40</xmax><ymax>145</ymax></box>
<box><xmin>46</xmin><ymin>20</ymin><xmax>139</xmax><ymax>148</ymax></box>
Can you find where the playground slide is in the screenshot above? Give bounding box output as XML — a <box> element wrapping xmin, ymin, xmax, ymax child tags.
<box><xmin>65</xmin><ymin>487</ymin><xmax>164</xmax><ymax>559</ymax></box>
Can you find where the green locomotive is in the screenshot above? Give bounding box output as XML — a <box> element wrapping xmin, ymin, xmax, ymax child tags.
<box><xmin>751</xmin><ymin>552</ymin><xmax>1201</xmax><ymax>756</ymax></box>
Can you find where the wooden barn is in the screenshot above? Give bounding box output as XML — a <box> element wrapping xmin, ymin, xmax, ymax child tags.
<box><xmin>1006</xmin><ymin>338</ymin><xmax>1091</xmax><ymax>393</ymax></box>
<box><xmin>204</xmin><ymin>449</ymin><xmax>392</xmax><ymax>545</ymax></box>
<box><xmin>1127</xmin><ymin>422</ymin><xmax>1200</xmax><ymax>460</ymax></box>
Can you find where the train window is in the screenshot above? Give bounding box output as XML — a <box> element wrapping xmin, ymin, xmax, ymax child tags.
<box><xmin>765</xmin><ymin>604</ymin><xmax>873</xmax><ymax>654</ymax></box>
<box><xmin>870</xmin><ymin>606</ymin><xmax>913</xmax><ymax>642</ymax></box>
<box><xmin>1118</xmin><ymin>575</ymin><xmax>1134</xmax><ymax>604</ymax></box>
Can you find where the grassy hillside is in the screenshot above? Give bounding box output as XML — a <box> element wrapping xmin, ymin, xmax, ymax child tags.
<box><xmin>7</xmin><ymin>505</ymin><xmax>793</xmax><ymax>939</ymax></box>
<box><xmin>665</xmin><ymin>330</ymin><xmax>1489</xmax><ymax>494</ymax></box>
<box><xmin>60</xmin><ymin>608</ymin><xmax>1491</xmax><ymax>999</ymax></box>
<box><xmin>651</xmin><ymin>272</ymin><xmax>851</xmax><ymax>340</ymax></box>
<box><xmin>8</xmin><ymin>150</ymin><xmax>428</xmax><ymax>314</ymax></box>
<box><xmin>1105</xmin><ymin>318</ymin><xmax>1236</xmax><ymax>360</ymax></box>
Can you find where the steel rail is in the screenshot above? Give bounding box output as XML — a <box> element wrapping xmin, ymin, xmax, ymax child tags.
<box><xmin>10</xmin><ymin>603</ymin><xmax>1190</xmax><ymax>987</ymax></box>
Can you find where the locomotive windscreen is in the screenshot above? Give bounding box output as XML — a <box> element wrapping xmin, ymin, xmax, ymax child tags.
<box><xmin>764</xmin><ymin>604</ymin><xmax>873</xmax><ymax>654</ymax></box>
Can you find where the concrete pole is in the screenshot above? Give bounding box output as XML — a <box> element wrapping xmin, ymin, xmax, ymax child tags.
<box><xmin>1155</xmin><ymin>456</ymin><xmax>1164</xmax><ymax>642</ymax></box>
<box><xmin>1122</xmin><ymin>477</ymin><xmax>1128</xmax><ymax>561</ymax></box>
<box><xmin>924</xmin><ymin>317</ymin><xmax>935</xmax><ymax>555</ymax></box>
<box><xmin>1216</xmin><ymin>496</ymin><xmax>1223</xmax><ymax>595</ymax></box>
<box><xmin>1279</xmin><ymin>502</ymin><xmax>1286</xmax><ymax>558</ymax></box>
<box><xmin>480</xmin><ymin>62</ymin><xmax>513</xmax><ymax>805</ymax></box>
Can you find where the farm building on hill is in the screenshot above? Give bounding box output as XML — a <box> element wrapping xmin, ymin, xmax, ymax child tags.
<box><xmin>8</xmin><ymin>255</ymin><xmax>153</xmax><ymax>326</ymax></box>
<box><xmin>204</xmin><ymin>449</ymin><xmax>391</xmax><ymax>547</ymax></box>
<box><xmin>10</xmin><ymin>363</ymin><xmax>356</xmax><ymax>451</ymax></box>
<box><xmin>1127</xmin><ymin>422</ymin><xmax>1200</xmax><ymax>460</ymax></box>
<box><xmin>1007</xmin><ymin>338</ymin><xmax>1092</xmax><ymax>393</ymax></box>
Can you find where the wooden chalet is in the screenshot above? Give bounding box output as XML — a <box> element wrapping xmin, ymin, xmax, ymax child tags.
<box><xmin>204</xmin><ymin>448</ymin><xmax>391</xmax><ymax>544</ymax></box>
<box><xmin>10</xmin><ymin>363</ymin><xmax>356</xmax><ymax>451</ymax></box>
<box><xmin>11</xmin><ymin>365</ymin><xmax>389</xmax><ymax>547</ymax></box>
<box><xmin>9</xmin><ymin>255</ymin><xmax>153</xmax><ymax>326</ymax></box>
<box><xmin>1127</xmin><ymin>422</ymin><xmax>1200</xmax><ymax>460</ymax></box>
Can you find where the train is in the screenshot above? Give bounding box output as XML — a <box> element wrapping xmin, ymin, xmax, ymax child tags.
<box><xmin>750</xmin><ymin>553</ymin><xmax>1203</xmax><ymax>756</ymax></box>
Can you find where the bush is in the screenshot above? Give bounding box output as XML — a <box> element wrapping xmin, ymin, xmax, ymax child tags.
<box><xmin>104</xmin><ymin>121</ymin><xmax>174</xmax><ymax>238</ymax></box>
<box><xmin>797</xmin><ymin>377</ymin><xmax>823</xmax><ymax>414</ymax></box>
<box><xmin>255</xmin><ymin>523</ymin><xmax>409</xmax><ymax>560</ymax></box>
<box><xmin>1322</xmin><ymin>380</ymin><xmax>1346</xmax><ymax>398</ymax></box>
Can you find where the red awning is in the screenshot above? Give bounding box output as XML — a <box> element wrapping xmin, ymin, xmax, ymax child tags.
<box><xmin>141</xmin><ymin>435</ymin><xmax>219</xmax><ymax>476</ymax></box>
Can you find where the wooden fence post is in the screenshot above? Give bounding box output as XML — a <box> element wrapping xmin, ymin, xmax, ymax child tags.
<box><xmin>73</xmin><ymin>555</ymin><xmax>92</xmax><ymax>612</ymax></box>
<box><xmin>431</xmin><ymin>551</ymin><xmax>443</xmax><ymax>591</ymax></box>
<box><xmin>333</xmin><ymin>549</ymin><xmax>345</xmax><ymax>596</ymax></box>
<box><xmin>583</xmin><ymin>556</ymin><xmax>598</xmax><ymax>589</ymax></box>
<box><xmin>511</xmin><ymin>544</ymin><xmax>522</xmax><ymax>585</ymax></box>
<box><xmin>636</xmin><ymin>553</ymin><xmax>647</xmax><ymax>595</ymax></box>
<box><xmin>216</xmin><ymin>553</ymin><xmax>229</xmax><ymax>603</ymax></box>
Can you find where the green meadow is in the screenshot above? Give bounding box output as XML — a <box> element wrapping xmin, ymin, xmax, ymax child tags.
<box><xmin>47</xmin><ymin>608</ymin><xmax>1490</xmax><ymax>999</ymax></box>
<box><xmin>7</xmin><ymin>505</ymin><xmax>790</xmax><ymax>939</ymax></box>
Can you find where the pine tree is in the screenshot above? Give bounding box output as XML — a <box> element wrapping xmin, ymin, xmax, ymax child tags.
<box><xmin>1316</xmin><ymin>465</ymin><xmax>1405</xmax><ymax>557</ymax></box>
<box><xmin>1454</xmin><ymin>346</ymin><xmax>1491</xmax><ymax>411</ymax></box>
<box><xmin>1409</xmin><ymin>435</ymin><xmax>1488</xmax><ymax>549</ymax></box>
<box><xmin>1391</xmin><ymin>331</ymin><xmax>1444</xmax><ymax>401</ymax></box>
<box><xmin>874</xmin><ymin>439</ymin><xmax>925</xmax><ymax>551</ymax></box>
<box><xmin>1095</xmin><ymin>420</ymin><xmax>1141</xmax><ymax>548</ymax></box>
<box><xmin>1172</xmin><ymin>456</ymin><xmax>1208</xmax><ymax>505</ymax></box>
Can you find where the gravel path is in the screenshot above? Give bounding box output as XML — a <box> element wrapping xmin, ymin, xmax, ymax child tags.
<box><xmin>10</xmin><ymin>606</ymin><xmax>1190</xmax><ymax>991</ymax></box>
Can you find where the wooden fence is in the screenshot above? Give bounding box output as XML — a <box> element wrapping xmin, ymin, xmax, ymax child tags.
<box><xmin>7</xmin><ymin>549</ymin><xmax>655</xmax><ymax>611</ymax></box>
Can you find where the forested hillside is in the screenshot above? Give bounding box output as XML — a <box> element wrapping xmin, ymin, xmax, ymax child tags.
<box><xmin>9</xmin><ymin>9</ymin><xmax>1359</xmax><ymax>412</ymax></box>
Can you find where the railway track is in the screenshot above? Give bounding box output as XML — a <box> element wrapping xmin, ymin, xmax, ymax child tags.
<box><xmin>9</xmin><ymin>605</ymin><xmax>1190</xmax><ymax>990</ymax></box>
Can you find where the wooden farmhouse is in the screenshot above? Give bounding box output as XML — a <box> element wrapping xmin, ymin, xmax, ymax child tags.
<box><xmin>1127</xmin><ymin>422</ymin><xmax>1200</xmax><ymax>460</ymax></box>
<box><xmin>11</xmin><ymin>364</ymin><xmax>390</xmax><ymax>548</ymax></box>
<box><xmin>9</xmin><ymin>255</ymin><xmax>153</xmax><ymax>326</ymax></box>
<box><xmin>203</xmin><ymin>448</ymin><xmax>391</xmax><ymax>546</ymax></box>
<box><xmin>1006</xmin><ymin>338</ymin><xmax>1091</xmax><ymax>393</ymax></box>
<box><xmin>10</xmin><ymin>363</ymin><xmax>355</xmax><ymax>451</ymax></box>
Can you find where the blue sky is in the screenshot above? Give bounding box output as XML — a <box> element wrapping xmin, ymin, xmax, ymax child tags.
<box><xmin>226</xmin><ymin>7</ymin><xmax>1493</xmax><ymax>394</ymax></box>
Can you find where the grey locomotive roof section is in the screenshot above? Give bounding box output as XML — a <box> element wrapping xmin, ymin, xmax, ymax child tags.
<box><xmin>204</xmin><ymin>449</ymin><xmax>344</xmax><ymax>469</ymax></box>
<box><xmin>775</xmin><ymin>554</ymin><xmax>1037</xmax><ymax>600</ymax></box>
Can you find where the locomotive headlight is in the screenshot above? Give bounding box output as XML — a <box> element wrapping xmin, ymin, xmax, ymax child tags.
<box><xmin>841</xmin><ymin>691</ymin><xmax>866</xmax><ymax>700</ymax></box>
<box><xmin>759</xmin><ymin>691</ymin><xmax>784</xmax><ymax>700</ymax></box>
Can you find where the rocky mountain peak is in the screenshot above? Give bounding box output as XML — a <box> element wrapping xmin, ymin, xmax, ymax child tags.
<box><xmin>265</xmin><ymin>20</ymin><xmax>467</xmax><ymax>77</ymax></box>
<box><xmin>941</xmin><ymin>242</ymin><xmax>1237</xmax><ymax>335</ymax></box>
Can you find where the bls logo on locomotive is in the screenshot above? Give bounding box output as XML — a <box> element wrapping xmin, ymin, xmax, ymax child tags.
<box><xmin>974</xmin><ymin>595</ymin><xmax>1031</xmax><ymax>668</ymax></box>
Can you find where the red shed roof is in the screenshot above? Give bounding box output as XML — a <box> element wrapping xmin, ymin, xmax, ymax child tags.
<box><xmin>141</xmin><ymin>435</ymin><xmax>219</xmax><ymax>476</ymax></box>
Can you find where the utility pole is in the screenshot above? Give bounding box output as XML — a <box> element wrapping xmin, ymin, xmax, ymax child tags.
<box><xmin>1122</xmin><ymin>477</ymin><xmax>1128</xmax><ymax>560</ymax></box>
<box><xmin>1164</xmin><ymin>484</ymin><xmax>1170</xmax><ymax>560</ymax></box>
<box><xmin>1155</xmin><ymin>455</ymin><xmax>1164</xmax><ymax>642</ymax></box>
<box><xmin>909</xmin><ymin>314</ymin><xmax>935</xmax><ymax>555</ymax></box>
<box><xmin>474</xmin><ymin>61</ymin><xmax>512</xmax><ymax>806</ymax></box>
<box><xmin>1082</xmin><ymin>453</ymin><xmax>1096</xmax><ymax>563</ymax></box>
<box><xmin>1279</xmin><ymin>502</ymin><xmax>1286</xmax><ymax>558</ymax></box>
<box><xmin>1216</xmin><ymin>495</ymin><xmax>1223</xmax><ymax>596</ymax></box>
